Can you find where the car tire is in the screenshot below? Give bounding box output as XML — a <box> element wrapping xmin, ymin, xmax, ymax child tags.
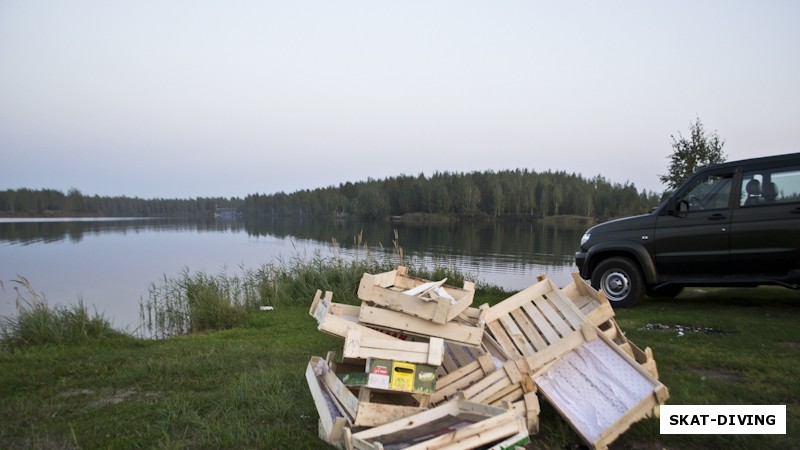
<box><xmin>591</xmin><ymin>257</ymin><xmax>644</xmax><ymax>308</ymax></box>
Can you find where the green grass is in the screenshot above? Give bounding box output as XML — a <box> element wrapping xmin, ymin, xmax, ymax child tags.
<box><xmin>1</xmin><ymin>278</ymin><xmax>798</xmax><ymax>448</ymax></box>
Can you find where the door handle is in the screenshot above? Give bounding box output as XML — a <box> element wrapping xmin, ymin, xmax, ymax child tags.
<box><xmin>708</xmin><ymin>213</ymin><xmax>727</xmax><ymax>221</ymax></box>
<box><xmin>792</xmin><ymin>207</ymin><xmax>800</xmax><ymax>214</ymax></box>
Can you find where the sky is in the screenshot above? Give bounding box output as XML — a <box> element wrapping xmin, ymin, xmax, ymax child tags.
<box><xmin>1</xmin><ymin>1</ymin><xmax>798</xmax><ymax>199</ymax></box>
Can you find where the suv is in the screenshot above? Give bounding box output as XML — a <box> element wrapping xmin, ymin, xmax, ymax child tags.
<box><xmin>575</xmin><ymin>152</ymin><xmax>800</xmax><ymax>307</ymax></box>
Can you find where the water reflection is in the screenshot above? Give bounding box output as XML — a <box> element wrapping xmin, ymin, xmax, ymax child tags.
<box><xmin>0</xmin><ymin>217</ymin><xmax>585</xmax><ymax>329</ymax></box>
<box><xmin>243</xmin><ymin>217</ymin><xmax>582</xmax><ymax>269</ymax></box>
<box><xmin>0</xmin><ymin>218</ymin><xmax>246</xmax><ymax>245</ymax></box>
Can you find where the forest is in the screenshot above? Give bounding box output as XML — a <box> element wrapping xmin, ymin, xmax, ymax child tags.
<box><xmin>1</xmin><ymin>169</ymin><xmax>663</xmax><ymax>221</ymax></box>
<box><xmin>244</xmin><ymin>170</ymin><xmax>661</xmax><ymax>221</ymax></box>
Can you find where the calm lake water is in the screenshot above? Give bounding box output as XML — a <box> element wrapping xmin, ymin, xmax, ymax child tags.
<box><xmin>0</xmin><ymin>217</ymin><xmax>585</xmax><ymax>333</ymax></box>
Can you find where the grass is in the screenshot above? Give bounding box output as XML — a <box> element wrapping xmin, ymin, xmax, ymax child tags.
<box><xmin>1</xmin><ymin>269</ymin><xmax>798</xmax><ymax>448</ymax></box>
<box><xmin>0</xmin><ymin>277</ymin><xmax>124</xmax><ymax>352</ymax></box>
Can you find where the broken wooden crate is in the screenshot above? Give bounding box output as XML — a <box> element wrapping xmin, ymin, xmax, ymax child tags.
<box><xmin>310</xmin><ymin>290</ymin><xmax>445</xmax><ymax>366</ymax></box>
<box><xmin>306</xmin><ymin>269</ymin><xmax>667</xmax><ymax>449</ymax></box>
<box><xmin>347</xmin><ymin>397</ymin><xmax>528</xmax><ymax>450</ymax></box>
<box><xmin>358</xmin><ymin>266</ymin><xmax>476</xmax><ymax>324</ymax></box>
<box><xmin>308</xmin><ymin>354</ymin><xmax>431</xmax><ymax>436</ymax></box>
<box><xmin>480</xmin><ymin>275</ymin><xmax>668</xmax><ymax>449</ymax></box>
<box><xmin>559</xmin><ymin>273</ymin><xmax>659</xmax><ymax>379</ymax></box>
<box><xmin>533</xmin><ymin>327</ymin><xmax>668</xmax><ymax>450</ymax></box>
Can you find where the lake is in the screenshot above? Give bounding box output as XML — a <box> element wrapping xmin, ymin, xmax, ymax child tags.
<box><xmin>0</xmin><ymin>217</ymin><xmax>585</xmax><ymax>333</ymax></box>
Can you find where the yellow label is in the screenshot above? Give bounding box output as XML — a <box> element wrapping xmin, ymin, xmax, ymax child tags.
<box><xmin>390</xmin><ymin>362</ymin><xmax>416</xmax><ymax>391</ymax></box>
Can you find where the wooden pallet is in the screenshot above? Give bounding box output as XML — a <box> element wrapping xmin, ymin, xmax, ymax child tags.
<box><xmin>310</xmin><ymin>290</ymin><xmax>445</xmax><ymax>366</ymax></box>
<box><xmin>347</xmin><ymin>397</ymin><xmax>527</xmax><ymax>450</ymax></box>
<box><xmin>358</xmin><ymin>266</ymin><xmax>476</xmax><ymax>324</ymax></box>
<box><xmin>533</xmin><ymin>329</ymin><xmax>668</xmax><ymax>450</ymax></box>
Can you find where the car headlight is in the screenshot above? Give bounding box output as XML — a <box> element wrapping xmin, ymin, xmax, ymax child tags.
<box><xmin>580</xmin><ymin>233</ymin><xmax>591</xmax><ymax>246</ymax></box>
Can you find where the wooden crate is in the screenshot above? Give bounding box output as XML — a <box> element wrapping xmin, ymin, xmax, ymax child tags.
<box><xmin>308</xmin><ymin>355</ymin><xmax>428</xmax><ymax>430</ymax></box>
<box><xmin>533</xmin><ymin>328</ymin><xmax>668</xmax><ymax>450</ymax></box>
<box><xmin>348</xmin><ymin>398</ymin><xmax>527</xmax><ymax>450</ymax></box>
<box><xmin>310</xmin><ymin>290</ymin><xmax>445</xmax><ymax>366</ymax></box>
<box><xmin>559</xmin><ymin>274</ymin><xmax>660</xmax><ymax>380</ymax></box>
<box><xmin>597</xmin><ymin>318</ymin><xmax>659</xmax><ymax>380</ymax></box>
<box><xmin>358</xmin><ymin>266</ymin><xmax>475</xmax><ymax>324</ymax></box>
<box><xmin>483</xmin><ymin>276</ymin><xmax>594</xmax><ymax>370</ymax></box>
<box><xmin>433</xmin><ymin>344</ymin><xmax>540</xmax><ymax>434</ymax></box>
<box><xmin>358</xmin><ymin>303</ymin><xmax>485</xmax><ymax>347</ymax></box>
<box><xmin>558</xmin><ymin>272</ymin><xmax>614</xmax><ymax>326</ymax></box>
<box><xmin>431</xmin><ymin>353</ymin><xmax>497</xmax><ymax>404</ymax></box>
<box><xmin>306</xmin><ymin>356</ymin><xmax>350</xmax><ymax>448</ymax></box>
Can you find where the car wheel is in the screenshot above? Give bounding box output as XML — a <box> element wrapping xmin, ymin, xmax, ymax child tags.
<box><xmin>646</xmin><ymin>285</ymin><xmax>684</xmax><ymax>298</ymax></box>
<box><xmin>591</xmin><ymin>257</ymin><xmax>644</xmax><ymax>308</ymax></box>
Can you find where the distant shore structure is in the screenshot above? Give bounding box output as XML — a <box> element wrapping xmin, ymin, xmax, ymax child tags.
<box><xmin>214</xmin><ymin>207</ymin><xmax>241</xmax><ymax>219</ymax></box>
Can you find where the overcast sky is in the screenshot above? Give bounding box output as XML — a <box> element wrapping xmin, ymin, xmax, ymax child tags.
<box><xmin>1</xmin><ymin>1</ymin><xmax>798</xmax><ymax>199</ymax></box>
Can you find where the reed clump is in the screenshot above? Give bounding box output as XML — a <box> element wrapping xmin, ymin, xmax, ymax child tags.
<box><xmin>0</xmin><ymin>277</ymin><xmax>120</xmax><ymax>352</ymax></box>
<box><xmin>141</xmin><ymin>231</ymin><xmax>472</xmax><ymax>337</ymax></box>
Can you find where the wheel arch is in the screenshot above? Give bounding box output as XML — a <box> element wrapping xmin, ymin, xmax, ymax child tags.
<box><xmin>583</xmin><ymin>241</ymin><xmax>658</xmax><ymax>284</ymax></box>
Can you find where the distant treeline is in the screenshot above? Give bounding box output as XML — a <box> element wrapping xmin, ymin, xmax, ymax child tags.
<box><xmin>0</xmin><ymin>188</ymin><xmax>243</xmax><ymax>217</ymax></box>
<box><xmin>245</xmin><ymin>170</ymin><xmax>662</xmax><ymax>221</ymax></box>
<box><xmin>2</xmin><ymin>170</ymin><xmax>663</xmax><ymax>220</ymax></box>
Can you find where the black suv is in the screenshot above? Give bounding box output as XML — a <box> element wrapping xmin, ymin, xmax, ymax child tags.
<box><xmin>575</xmin><ymin>152</ymin><xmax>800</xmax><ymax>307</ymax></box>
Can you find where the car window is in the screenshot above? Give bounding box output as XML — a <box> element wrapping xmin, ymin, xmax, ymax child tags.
<box><xmin>679</xmin><ymin>173</ymin><xmax>733</xmax><ymax>210</ymax></box>
<box><xmin>741</xmin><ymin>167</ymin><xmax>800</xmax><ymax>206</ymax></box>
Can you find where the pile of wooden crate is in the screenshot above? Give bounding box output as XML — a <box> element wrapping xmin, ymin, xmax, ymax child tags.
<box><xmin>306</xmin><ymin>266</ymin><xmax>668</xmax><ymax>450</ymax></box>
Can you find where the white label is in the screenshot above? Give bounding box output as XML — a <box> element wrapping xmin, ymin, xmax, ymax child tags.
<box><xmin>660</xmin><ymin>405</ymin><xmax>786</xmax><ymax>434</ymax></box>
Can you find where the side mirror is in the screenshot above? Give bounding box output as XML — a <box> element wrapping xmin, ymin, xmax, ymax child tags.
<box><xmin>667</xmin><ymin>196</ymin><xmax>689</xmax><ymax>217</ymax></box>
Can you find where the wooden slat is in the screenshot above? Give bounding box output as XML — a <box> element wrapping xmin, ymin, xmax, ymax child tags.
<box><xmin>498</xmin><ymin>314</ymin><xmax>537</xmax><ymax>357</ymax></box>
<box><xmin>510</xmin><ymin>307</ymin><xmax>549</xmax><ymax>351</ymax></box>
<box><xmin>486</xmin><ymin>320</ymin><xmax>523</xmax><ymax>359</ymax></box>
<box><xmin>358</xmin><ymin>305</ymin><xmax>484</xmax><ymax>347</ymax></box>
<box><xmin>532</xmin><ymin>295</ymin><xmax>574</xmax><ymax>337</ymax></box>
<box><xmin>520</xmin><ymin>303</ymin><xmax>560</xmax><ymax>345</ymax></box>
<box><xmin>485</xmin><ymin>279</ymin><xmax>552</xmax><ymax>322</ymax></box>
<box><xmin>306</xmin><ymin>358</ymin><xmax>349</xmax><ymax>443</ymax></box>
<box><xmin>544</xmin><ymin>285</ymin><xmax>588</xmax><ymax>330</ymax></box>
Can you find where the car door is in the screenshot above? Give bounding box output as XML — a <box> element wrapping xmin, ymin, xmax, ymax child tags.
<box><xmin>653</xmin><ymin>170</ymin><xmax>734</xmax><ymax>277</ymax></box>
<box><xmin>730</xmin><ymin>164</ymin><xmax>800</xmax><ymax>276</ymax></box>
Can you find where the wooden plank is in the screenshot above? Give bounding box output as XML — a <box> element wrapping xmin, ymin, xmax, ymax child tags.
<box><xmin>319</xmin><ymin>364</ymin><xmax>360</xmax><ymax>421</ymax></box>
<box><xmin>519</xmin><ymin>302</ymin><xmax>560</xmax><ymax>345</ymax></box>
<box><xmin>510</xmin><ymin>307</ymin><xmax>549</xmax><ymax>351</ymax></box>
<box><xmin>342</xmin><ymin>329</ymin><xmax>444</xmax><ymax>366</ymax></box>
<box><xmin>511</xmin><ymin>391</ymin><xmax>541</xmax><ymax>433</ymax></box>
<box><xmin>498</xmin><ymin>314</ymin><xmax>537</xmax><ymax>357</ymax></box>
<box><xmin>353</xmin><ymin>402</ymin><xmax>427</xmax><ymax>428</ymax></box>
<box><xmin>523</xmin><ymin>327</ymin><xmax>593</xmax><ymax>374</ymax></box>
<box><xmin>351</xmin><ymin>399</ymin><xmax>519</xmax><ymax>450</ymax></box>
<box><xmin>544</xmin><ymin>281</ymin><xmax>589</xmax><ymax>330</ymax></box>
<box><xmin>306</xmin><ymin>357</ymin><xmax>350</xmax><ymax>445</ymax></box>
<box><xmin>462</xmin><ymin>366</ymin><xmax>510</xmax><ymax>401</ymax></box>
<box><xmin>532</xmin><ymin>294</ymin><xmax>574</xmax><ymax>337</ymax></box>
<box><xmin>485</xmin><ymin>279</ymin><xmax>552</xmax><ymax>322</ymax></box>
<box><xmin>486</xmin><ymin>320</ymin><xmax>523</xmax><ymax>359</ymax></box>
<box><xmin>486</xmin><ymin>384</ymin><xmax>524</xmax><ymax>406</ymax></box>
<box><xmin>358</xmin><ymin>304</ymin><xmax>484</xmax><ymax>347</ymax></box>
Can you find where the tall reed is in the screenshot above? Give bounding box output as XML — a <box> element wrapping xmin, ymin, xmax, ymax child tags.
<box><xmin>0</xmin><ymin>276</ymin><xmax>119</xmax><ymax>352</ymax></box>
<box><xmin>140</xmin><ymin>230</ymin><xmax>472</xmax><ymax>337</ymax></box>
